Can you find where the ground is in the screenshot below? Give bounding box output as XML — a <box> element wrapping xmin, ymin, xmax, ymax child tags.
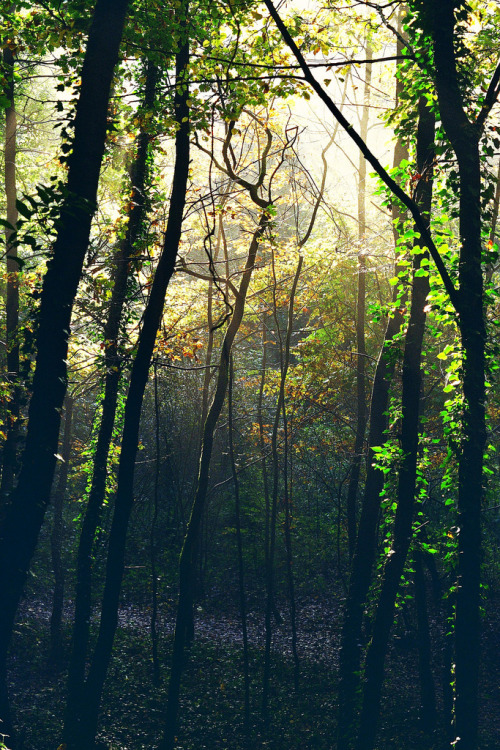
<box><xmin>7</xmin><ymin>591</ymin><xmax>500</xmax><ymax>750</ymax></box>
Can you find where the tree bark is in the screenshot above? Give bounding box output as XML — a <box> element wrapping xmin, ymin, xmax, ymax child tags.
<box><xmin>0</xmin><ymin>1</ymin><xmax>129</xmax><ymax>742</ymax></box>
<box><xmin>280</xmin><ymin>258</ymin><xmax>303</xmax><ymax>693</ymax></box>
<box><xmin>150</xmin><ymin>361</ymin><xmax>161</xmax><ymax>686</ymax></box>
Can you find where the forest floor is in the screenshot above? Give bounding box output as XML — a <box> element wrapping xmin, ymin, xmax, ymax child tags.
<box><xmin>7</xmin><ymin>589</ymin><xmax>500</xmax><ymax>750</ymax></box>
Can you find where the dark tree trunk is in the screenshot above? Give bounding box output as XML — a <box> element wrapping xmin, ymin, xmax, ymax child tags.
<box><xmin>429</xmin><ymin>5</ymin><xmax>486</xmax><ymax>747</ymax></box>
<box><xmin>0</xmin><ymin>1</ymin><xmax>128</xmax><ymax>742</ymax></box>
<box><xmin>263</xmin><ymin>3</ymin><xmax>489</xmax><ymax>747</ymax></box>
<box><xmin>64</xmin><ymin>59</ymin><xmax>158</xmax><ymax>737</ymax></box>
<box><xmin>161</xmin><ymin>208</ymin><xmax>269</xmax><ymax>750</ymax></box>
<box><xmin>413</xmin><ymin>546</ymin><xmax>437</xmax><ymax>736</ymax></box>
<box><xmin>279</xmin><ymin>257</ymin><xmax>303</xmax><ymax>692</ymax></box>
<box><xmin>228</xmin><ymin>354</ymin><xmax>250</xmax><ymax>731</ymax></box>
<box><xmin>150</xmin><ymin>362</ymin><xmax>161</xmax><ymax>687</ymax></box>
<box><xmin>49</xmin><ymin>395</ymin><xmax>74</xmax><ymax>667</ymax></box>
<box><xmin>337</xmin><ymin>295</ymin><xmax>405</xmax><ymax>750</ymax></box>
<box><xmin>355</xmin><ymin>94</ymin><xmax>435</xmax><ymax>750</ymax></box>
<box><xmin>62</xmin><ymin>27</ymin><xmax>190</xmax><ymax>750</ymax></box>
<box><xmin>262</xmin><ymin>247</ymin><xmax>285</xmax><ymax>718</ymax></box>
<box><xmin>336</xmin><ymin>33</ymin><xmax>408</xmax><ymax>745</ymax></box>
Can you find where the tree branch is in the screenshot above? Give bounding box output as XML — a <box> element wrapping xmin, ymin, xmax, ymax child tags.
<box><xmin>262</xmin><ymin>0</ymin><xmax>460</xmax><ymax>312</ymax></box>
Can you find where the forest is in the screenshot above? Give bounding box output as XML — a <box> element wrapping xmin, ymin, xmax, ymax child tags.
<box><xmin>1</xmin><ymin>0</ymin><xmax>500</xmax><ymax>749</ymax></box>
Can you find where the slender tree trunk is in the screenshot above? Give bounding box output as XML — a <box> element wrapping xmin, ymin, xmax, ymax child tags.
<box><xmin>228</xmin><ymin>353</ymin><xmax>250</xmax><ymax>731</ymax></box>
<box><xmin>355</xmin><ymin>94</ymin><xmax>435</xmax><ymax>750</ymax></box>
<box><xmin>161</xmin><ymin>207</ymin><xmax>269</xmax><ymax>750</ymax></box>
<box><xmin>337</xmin><ymin>280</ymin><xmax>405</xmax><ymax>748</ymax></box>
<box><xmin>337</xmin><ymin>33</ymin><xmax>408</xmax><ymax>748</ymax></box>
<box><xmin>0</xmin><ymin>41</ymin><xmax>19</xmax><ymax>505</ymax></box>
<box><xmin>262</xmin><ymin>248</ymin><xmax>283</xmax><ymax>719</ymax></box>
<box><xmin>279</xmin><ymin>257</ymin><xmax>303</xmax><ymax>692</ymax></box>
<box><xmin>430</xmin><ymin>5</ymin><xmax>486</xmax><ymax>746</ymax></box>
<box><xmin>258</xmin><ymin>306</ymin><xmax>281</xmax><ymax>642</ymax></box>
<box><xmin>485</xmin><ymin>159</ymin><xmax>500</xmax><ymax>283</ymax></box>
<box><xmin>0</xmin><ymin>2</ymin><xmax>129</xmax><ymax>742</ymax></box>
<box><xmin>150</xmin><ymin>362</ymin><xmax>161</xmax><ymax>686</ymax></box>
<box><xmin>442</xmin><ymin>585</ymin><xmax>455</xmax><ymax>744</ymax></box>
<box><xmin>62</xmin><ymin>27</ymin><xmax>189</xmax><ymax>750</ymax></box>
<box><xmin>346</xmin><ymin>40</ymin><xmax>372</xmax><ymax>559</ymax></box>
<box><xmin>188</xmin><ymin>200</ymin><xmax>230</xmax><ymax>644</ymax></box>
<box><xmin>63</xmin><ymin>59</ymin><xmax>158</xmax><ymax>738</ymax></box>
<box><xmin>49</xmin><ymin>395</ymin><xmax>74</xmax><ymax>667</ymax></box>
<box><xmin>413</xmin><ymin>546</ymin><xmax>437</xmax><ymax>736</ymax></box>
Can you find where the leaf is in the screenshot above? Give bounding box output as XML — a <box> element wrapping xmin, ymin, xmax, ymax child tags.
<box><xmin>15</xmin><ymin>199</ymin><xmax>33</xmax><ymax>219</ymax></box>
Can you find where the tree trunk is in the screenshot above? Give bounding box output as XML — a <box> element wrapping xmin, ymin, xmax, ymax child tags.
<box><xmin>228</xmin><ymin>353</ymin><xmax>250</xmax><ymax>731</ymax></box>
<box><xmin>346</xmin><ymin>39</ymin><xmax>372</xmax><ymax>559</ymax></box>
<box><xmin>161</xmin><ymin>207</ymin><xmax>270</xmax><ymax>750</ymax></box>
<box><xmin>150</xmin><ymin>362</ymin><xmax>161</xmax><ymax>686</ymax></box>
<box><xmin>49</xmin><ymin>395</ymin><xmax>74</xmax><ymax>667</ymax></box>
<box><xmin>0</xmin><ymin>1</ymin><xmax>129</xmax><ymax>742</ymax></box>
<box><xmin>355</xmin><ymin>94</ymin><xmax>435</xmax><ymax>750</ymax></box>
<box><xmin>0</xmin><ymin>40</ymin><xmax>19</xmax><ymax>506</ymax></box>
<box><xmin>429</xmin><ymin>5</ymin><xmax>486</xmax><ymax>746</ymax></box>
<box><xmin>61</xmin><ymin>27</ymin><xmax>190</xmax><ymax>748</ymax></box>
<box><xmin>64</xmin><ymin>58</ymin><xmax>158</xmax><ymax>737</ymax></box>
<box><xmin>337</xmin><ymin>32</ymin><xmax>408</xmax><ymax>747</ymax></box>
<box><xmin>413</xmin><ymin>546</ymin><xmax>437</xmax><ymax>736</ymax></box>
<box><xmin>279</xmin><ymin>257</ymin><xmax>303</xmax><ymax>692</ymax></box>
<box><xmin>262</xmin><ymin>247</ymin><xmax>284</xmax><ymax>718</ymax></box>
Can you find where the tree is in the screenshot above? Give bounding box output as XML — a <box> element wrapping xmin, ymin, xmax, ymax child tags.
<box><xmin>62</xmin><ymin>9</ymin><xmax>190</xmax><ymax>746</ymax></box>
<box><xmin>64</xmin><ymin>56</ymin><xmax>159</xmax><ymax>741</ymax></box>
<box><xmin>356</xmin><ymin>92</ymin><xmax>435</xmax><ymax>750</ymax></box>
<box><xmin>49</xmin><ymin>393</ymin><xmax>74</xmax><ymax>667</ymax></box>
<box><xmin>0</xmin><ymin>0</ymin><xmax>129</xmax><ymax>741</ymax></box>
<box><xmin>1</xmin><ymin>32</ymin><xmax>19</xmax><ymax>503</ymax></box>
<box><xmin>263</xmin><ymin>2</ymin><xmax>499</xmax><ymax>747</ymax></box>
<box><xmin>161</xmin><ymin>111</ymin><xmax>277</xmax><ymax>750</ymax></box>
